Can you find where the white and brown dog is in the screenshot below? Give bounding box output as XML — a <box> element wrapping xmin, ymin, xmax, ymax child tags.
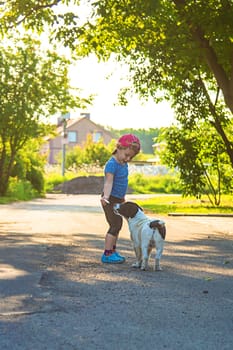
<box><xmin>114</xmin><ymin>201</ymin><xmax>166</xmax><ymax>271</ymax></box>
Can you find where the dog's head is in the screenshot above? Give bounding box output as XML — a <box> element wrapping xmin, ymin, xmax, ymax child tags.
<box><xmin>114</xmin><ymin>201</ymin><xmax>143</xmax><ymax>219</ymax></box>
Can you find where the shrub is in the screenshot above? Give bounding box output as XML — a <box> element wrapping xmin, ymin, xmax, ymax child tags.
<box><xmin>128</xmin><ymin>173</ymin><xmax>182</xmax><ymax>194</ymax></box>
<box><xmin>7</xmin><ymin>178</ymin><xmax>39</xmax><ymax>200</ymax></box>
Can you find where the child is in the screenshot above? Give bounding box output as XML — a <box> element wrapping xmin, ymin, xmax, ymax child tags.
<box><xmin>100</xmin><ymin>134</ymin><xmax>141</xmax><ymax>263</ymax></box>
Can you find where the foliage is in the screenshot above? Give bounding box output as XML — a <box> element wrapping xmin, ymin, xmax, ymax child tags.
<box><xmin>0</xmin><ymin>0</ymin><xmax>78</xmax><ymax>34</ymax></box>
<box><xmin>0</xmin><ymin>33</ymin><xmax>90</xmax><ymax>195</ymax></box>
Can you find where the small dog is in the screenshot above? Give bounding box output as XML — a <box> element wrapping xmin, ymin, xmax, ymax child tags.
<box><xmin>114</xmin><ymin>201</ymin><xmax>166</xmax><ymax>271</ymax></box>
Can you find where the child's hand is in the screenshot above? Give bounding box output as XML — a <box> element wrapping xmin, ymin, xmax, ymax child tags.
<box><xmin>100</xmin><ymin>197</ymin><xmax>110</xmax><ymax>206</ymax></box>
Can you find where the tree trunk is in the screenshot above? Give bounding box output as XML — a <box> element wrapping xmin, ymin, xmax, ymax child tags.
<box><xmin>0</xmin><ymin>148</ymin><xmax>15</xmax><ymax>196</ymax></box>
<box><xmin>190</xmin><ymin>26</ymin><xmax>233</xmax><ymax>115</ymax></box>
<box><xmin>198</xmin><ymin>77</ymin><xmax>233</xmax><ymax>168</ymax></box>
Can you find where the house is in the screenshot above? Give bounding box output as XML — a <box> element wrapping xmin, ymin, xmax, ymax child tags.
<box><xmin>43</xmin><ymin>113</ymin><xmax>114</xmax><ymax>164</ymax></box>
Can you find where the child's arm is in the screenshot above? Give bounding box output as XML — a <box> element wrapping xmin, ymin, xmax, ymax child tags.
<box><xmin>101</xmin><ymin>172</ymin><xmax>114</xmax><ymax>205</ymax></box>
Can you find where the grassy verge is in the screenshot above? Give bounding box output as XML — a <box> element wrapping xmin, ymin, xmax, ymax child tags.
<box><xmin>136</xmin><ymin>194</ymin><xmax>233</xmax><ymax>215</ymax></box>
<box><xmin>0</xmin><ymin>179</ymin><xmax>44</xmax><ymax>204</ymax></box>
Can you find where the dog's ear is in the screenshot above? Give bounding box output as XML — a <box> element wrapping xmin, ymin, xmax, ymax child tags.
<box><xmin>137</xmin><ymin>204</ymin><xmax>143</xmax><ymax>212</ymax></box>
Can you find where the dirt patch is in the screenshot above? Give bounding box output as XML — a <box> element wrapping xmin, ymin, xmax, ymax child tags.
<box><xmin>53</xmin><ymin>175</ymin><xmax>104</xmax><ymax>194</ymax></box>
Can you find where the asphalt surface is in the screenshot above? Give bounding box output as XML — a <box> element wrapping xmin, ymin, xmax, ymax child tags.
<box><xmin>0</xmin><ymin>194</ymin><xmax>233</xmax><ymax>350</ymax></box>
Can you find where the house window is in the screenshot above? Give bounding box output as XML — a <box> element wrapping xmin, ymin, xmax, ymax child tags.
<box><xmin>68</xmin><ymin>131</ymin><xmax>77</xmax><ymax>143</ymax></box>
<box><xmin>93</xmin><ymin>132</ymin><xmax>102</xmax><ymax>142</ymax></box>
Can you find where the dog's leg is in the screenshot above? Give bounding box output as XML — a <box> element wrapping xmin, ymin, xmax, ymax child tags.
<box><xmin>132</xmin><ymin>246</ymin><xmax>142</xmax><ymax>268</ymax></box>
<box><xmin>141</xmin><ymin>242</ymin><xmax>150</xmax><ymax>270</ymax></box>
<box><xmin>147</xmin><ymin>245</ymin><xmax>153</xmax><ymax>266</ymax></box>
<box><xmin>129</xmin><ymin>226</ymin><xmax>142</xmax><ymax>268</ymax></box>
<box><xmin>141</xmin><ymin>259</ymin><xmax>148</xmax><ymax>270</ymax></box>
<box><xmin>154</xmin><ymin>234</ymin><xmax>164</xmax><ymax>271</ymax></box>
<box><xmin>155</xmin><ymin>259</ymin><xmax>162</xmax><ymax>271</ymax></box>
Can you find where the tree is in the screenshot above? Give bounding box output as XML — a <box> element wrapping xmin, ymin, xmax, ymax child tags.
<box><xmin>162</xmin><ymin>123</ymin><xmax>233</xmax><ymax>205</ymax></box>
<box><xmin>0</xmin><ymin>33</ymin><xmax>89</xmax><ymax>195</ymax></box>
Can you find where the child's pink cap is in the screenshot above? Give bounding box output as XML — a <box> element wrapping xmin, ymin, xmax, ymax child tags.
<box><xmin>118</xmin><ymin>134</ymin><xmax>141</xmax><ymax>151</ymax></box>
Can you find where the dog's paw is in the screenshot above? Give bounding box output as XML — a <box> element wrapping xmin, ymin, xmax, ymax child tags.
<box><xmin>132</xmin><ymin>262</ymin><xmax>141</xmax><ymax>268</ymax></box>
<box><xmin>141</xmin><ymin>264</ymin><xmax>149</xmax><ymax>271</ymax></box>
<box><xmin>140</xmin><ymin>259</ymin><xmax>149</xmax><ymax>271</ymax></box>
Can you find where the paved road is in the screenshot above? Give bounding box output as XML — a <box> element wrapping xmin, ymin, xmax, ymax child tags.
<box><xmin>0</xmin><ymin>194</ymin><xmax>233</xmax><ymax>350</ymax></box>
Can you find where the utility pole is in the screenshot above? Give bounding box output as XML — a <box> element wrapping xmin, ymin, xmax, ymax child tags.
<box><xmin>61</xmin><ymin>113</ymin><xmax>70</xmax><ymax>176</ymax></box>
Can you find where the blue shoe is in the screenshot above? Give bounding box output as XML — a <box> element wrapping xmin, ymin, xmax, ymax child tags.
<box><xmin>101</xmin><ymin>252</ymin><xmax>124</xmax><ymax>264</ymax></box>
<box><xmin>114</xmin><ymin>251</ymin><xmax>126</xmax><ymax>262</ymax></box>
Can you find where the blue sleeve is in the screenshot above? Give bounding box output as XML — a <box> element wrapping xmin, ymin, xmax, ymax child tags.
<box><xmin>105</xmin><ymin>158</ymin><xmax>117</xmax><ymax>175</ymax></box>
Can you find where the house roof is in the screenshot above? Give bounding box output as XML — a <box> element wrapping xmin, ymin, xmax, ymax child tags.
<box><xmin>56</xmin><ymin>116</ymin><xmax>114</xmax><ymax>138</ymax></box>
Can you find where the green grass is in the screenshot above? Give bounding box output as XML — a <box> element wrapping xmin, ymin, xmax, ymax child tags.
<box><xmin>136</xmin><ymin>194</ymin><xmax>233</xmax><ymax>215</ymax></box>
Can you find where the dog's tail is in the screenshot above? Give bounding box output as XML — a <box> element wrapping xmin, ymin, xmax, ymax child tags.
<box><xmin>149</xmin><ymin>220</ymin><xmax>166</xmax><ymax>239</ymax></box>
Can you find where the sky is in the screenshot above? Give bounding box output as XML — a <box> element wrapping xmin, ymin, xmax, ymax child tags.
<box><xmin>69</xmin><ymin>55</ymin><xmax>175</xmax><ymax>130</ymax></box>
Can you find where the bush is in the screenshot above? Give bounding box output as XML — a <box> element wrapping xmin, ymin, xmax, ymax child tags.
<box><xmin>6</xmin><ymin>178</ymin><xmax>40</xmax><ymax>201</ymax></box>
